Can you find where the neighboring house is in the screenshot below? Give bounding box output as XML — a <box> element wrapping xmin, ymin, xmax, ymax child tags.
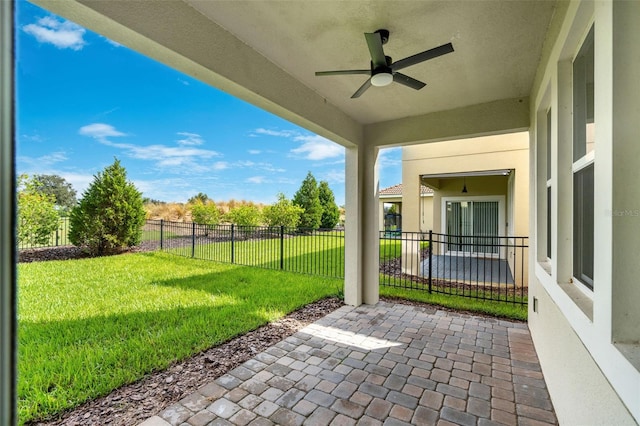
<box><xmin>389</xmin><ymin>132</ymin><xmax>529</xmax><ymax>286</ymax></box>
<box><xmin>401</xmin><ymin>132</ymin><xmax>529</xmax><ymax>239</ymax></box>
<box><xmin>378</xmin><ymin>183</ymin><xmax>433</xmax><ymax>232</ymax></box>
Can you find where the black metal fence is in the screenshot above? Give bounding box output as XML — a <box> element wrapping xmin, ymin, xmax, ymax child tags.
<box><xmin>17</xmin><ymin>216</ymin><xmax>71</xmax><ymax>250</ymax></box>
<box><xmin>380</xmin><ymin>231</ymin><xmax>529</xmax><ymax>305</ymax></box>
<box><xmin>18</xmin><ymin>217</ymin><xmax>528</xmax><ymax>304</ymax></box>
<box><xmin>144</xmin><ymin>220</ymin><xmax>345</xmax><ymax>279</ymax></box>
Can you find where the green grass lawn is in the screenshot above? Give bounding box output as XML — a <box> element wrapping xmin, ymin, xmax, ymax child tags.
<box><xmin>18</xmin><ymin>252</ymin><xmax>340</xmax><ymax>424</ymax></box>
<box><xmin>380</xmin><ymin>283</ymin><xmax>528</xmax><ymax>321</ymax></box>
<box><xmin>169</xmin><ymin>234</ymin><xmax>422</xmax><ymax>278</ymax></box>
<box><xmin>168</xmin><ymin>232</ymin><xmax>348</xmax><ymax>277</ymax></box>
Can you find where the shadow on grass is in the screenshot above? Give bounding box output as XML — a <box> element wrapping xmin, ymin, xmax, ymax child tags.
<box><xmin>19</xmin><ymin>261</ymin><xmax>336</xmax><ymax>423</ymax></box>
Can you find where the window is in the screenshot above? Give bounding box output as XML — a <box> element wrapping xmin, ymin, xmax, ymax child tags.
<box><xmin>572</xmin><ymin>26</ymin><xmax>595</xmax><ymax>289</ymax></box>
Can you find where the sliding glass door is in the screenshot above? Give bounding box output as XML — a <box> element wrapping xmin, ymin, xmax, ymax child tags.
<box><xmin>445</xmin><ymin>200</ymin><xmax>500</xmax><ymax>255</ymax></box>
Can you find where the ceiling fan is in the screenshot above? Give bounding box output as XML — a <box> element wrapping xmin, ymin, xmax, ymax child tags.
<box><xmin>315</xmin><ymin>29</ymin><xmax>454</xmax><ymax>98</ymax></box>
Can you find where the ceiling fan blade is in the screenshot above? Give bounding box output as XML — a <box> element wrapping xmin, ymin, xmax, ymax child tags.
<box><xmin>391</xmin><ymin>42</ymin><xmax>454</xmax><ymax>72</ymax></box>
<box><xmin>315</xmin><ymin>70</ymin><xmax>371</xmax><ymax>76</ymax></box>
<box><xmin>393</xmin><ymin>73</ymin><xmax>426</xmax><ymax>90</ymax></box>
<box><xmin>351</xmin><ymin>78</ymin><xmax>372</xmax><ymax>98</ymax></box>
<box><xmin>365</xmin><ymin>32</ymin><xmax>387</xmax><ymax>68</ymax></box>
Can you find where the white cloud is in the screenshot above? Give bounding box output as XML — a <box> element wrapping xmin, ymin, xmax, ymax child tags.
<box><xmin>78</xmin><ymin>123</ymin><xmax>126</xmax><ymax>141</ymax></box>
<box><xmin>253</xmin><ymin>128</ymin><xmax>297</xmax><ymax>138</ymax></box>
<box><xmin>246</xmin><ymin>176</ymin><xmax>266</xmax><ymax>184</ymax></box>
<box><xmin>248</xmin><ymin>150</ymin><xmax>261</xmax><ymax>155</ymax></box>
<box><xmin>104</xmin><ymin>141</ymin><xmax>221</xmax><ymax>167</ymax></box>
<box><xmin>79</xmin><ymin>123</ymin><xmax>221</xmax><ymax>171</ymax></box>
<box><xmin>212</xmin><ymin>161</ymin><xmax>229</xmax><ymax>170</ymax></box>
<box><xmin>254</xmin><ymin>128</ymin><xmax>344</xmax><ymax>161</ymax></box>
<box><xmin>291</xmin><ymin>135</ymin><xmax>344</xmax><ymax>160</ymax></box>
<box><xmin>58</xmin><ymin>172</ymin><xmax>95</xmax><ymax>195</ymax></box>
<box><xmin>323</xmin><ymin>169</ymin><xmax>345</xmax><ymax>184</ymax></box>
<box><xmin>23</xmin><ymin>16</ymin><xmax>86</xmax><ymax>50</ymax></box>
<box><xmin>102</xmin><ymin>36</ymin><xmax>121</xmax><ymax>47</ymax></box>
<box><xmin>176</xmin><ymin>132</ymin><xmax>204</xmax><ymax>146</ymax></box>
<box><xmin>378</xmin><ymin>147</ymin><xmax>402</xmax><ymax>169</ymax></box>
<box><xmin>17</xmin><ymin>151</ymin><xmax>68</xmax><ymax>167</ymax></box>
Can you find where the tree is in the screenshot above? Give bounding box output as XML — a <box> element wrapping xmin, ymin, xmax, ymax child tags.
<box><xmin>293</xmin><ymin>172</ymin><xmax>322</xmax><ymax>229</ymax></box>
<box><xmin>17</xmin><ymin>174</ymin><xmax>59</xmax><ymax>247</ymax></box>
<box><xmin>262</xmin><ymin>193</ymin><xmax>304</xmax><ymax>228</ymax></box>
<box><xmin>69</xmin><ymin>159</ymin><xmax>146</xmax><ymax>255</ymax></box>
<box><xmin>187</xmin><ymin>192</ymin><xmax>209</xmax><ymax>204</ymax></box>
<box><xmin>226</xmin><ymin>204</ymin><xmax>261</xmax><ymax>226</ymax></box>
<box><xmin>32</xmin><ymin>174</ymin><xmax>77</xmax><ymax>212</ymax></box>
<box><xmin>318</xmin><ymin>181</ymin><xmax>340</xmax><ymax>229</ymax></box>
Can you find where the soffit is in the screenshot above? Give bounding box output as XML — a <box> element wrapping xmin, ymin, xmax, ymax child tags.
<box><xmin>186</xmin><ymin>0</ymin><xmax>556</xmax><ymax>125</ymax></box>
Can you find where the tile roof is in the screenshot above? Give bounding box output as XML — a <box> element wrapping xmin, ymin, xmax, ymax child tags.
<box><xmin>379</xmin><ymin>183</ymin><xmax>432</xmax><ymax>196</ymax></box>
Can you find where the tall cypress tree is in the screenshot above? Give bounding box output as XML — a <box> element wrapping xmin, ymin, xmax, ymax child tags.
<box><xmin>293</xmin><ymin>172</ymin><xmax>322</xmax><ymax>230</ymax></box>
<box><xmin>318</xmin><ymin>180</ymin><xmax>340</xmax><ymax>229</ymax></box>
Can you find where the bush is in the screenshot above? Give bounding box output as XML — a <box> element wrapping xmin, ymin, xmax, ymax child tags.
<box><xmin>69</xmin><ymin>159</ymin><xmax>146</xmax><ymax>255</ymax></box>
<box><xmin>189</xmin><ymin>200</ymin><xmax>220</xmax><ymax>225</ymax></box>
<box><xmin>262</xmin><ymin>193</ymin><xmax>304</xmax><ymax>228</ymax></box>
<box><xmin>17</xmin><ymin>175</ymin><xmax>60</xmax><ymax>247</ymax></box>
<box><xmin>226</xmin><ymin>204</ymin><xmax>261</xmax><ymax>226</ymax></box>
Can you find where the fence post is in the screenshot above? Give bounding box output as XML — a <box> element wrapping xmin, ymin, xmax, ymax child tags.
<box><xmin>231</xmin><ymin>224</ymin><xmax>235</xmax><ymax>264</ymax></box>
<box><xmin>280</xmin><ymin>226</ymin><xmax>284</xmax><ymax>270</ymax></box>
<box><xmin>160</xmin><ymin>219</ymin><xmax>164</xmax><ymax>251</ymax></box>
<box><xmin>55</xmin><ymin>226</ymin><xmax>59</xmax><ymax>247</ymax></box>
<box><xmin>191</xmin><ymin>222</ymin><xmax>196</xmax><ymax>258</ymax></box>
<box><xmin>428</xmin><ymin>230</ymin><xmax>433</xmax><ymax>293</ymax></box>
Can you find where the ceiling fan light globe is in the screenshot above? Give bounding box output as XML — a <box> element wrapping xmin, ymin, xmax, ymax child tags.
<box><xmin>371</xmin><ymin>72</ymin><xmax>393</xmax><ymax>87</ymax></box>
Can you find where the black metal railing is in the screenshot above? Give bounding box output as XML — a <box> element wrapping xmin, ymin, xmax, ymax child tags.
<box><xmin>144</xmin><ymin>219</ymin><xmax>345</xmax><ymax>279</ymax></box>
<box><xmin>17</xmin><ymin>216</ymin><xmax>72</xmax><ymax>250</ymax></box>
<box><xmin>380</xmin><ymin>230</ymin><xmax>529</xmax><ymax>305</ymax></box>
<box><xmin>18</xmin><ymin>217</ymin><xmax>528</xmax><ymax>304</ymax></box>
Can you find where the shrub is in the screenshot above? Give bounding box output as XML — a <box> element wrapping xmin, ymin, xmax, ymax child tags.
<box><xmin>69</xmin><ymin>159</ymin><xmax>146</xmax><ymax>255</ymax></box>
<box><xmin>318</xmin><ymin>180</ymin><xmax>340</xmax><ymax>229</ymax></box>
<box><xmin>262</xmin><ymin>193</ymin><xmax>304</xmax><ymax>228</ymax></box>
<box><xmin>190</xmin><ymin>200</ymin><xmax>220</xmax><ymax>225</ymax></box>
<box><xmin>17</xmin><ymin>175</ymin><xmax>60</xmax><ymax>247</ymax></box>
<box><xmin>226</xmin><ymin>204</ymin><xmax>261</xmax><ymax>226</ymax></box>
<box><xmin>293</xmin><ymin>172</ymin><xmax>322</xmax><ymax>230</ymax></box>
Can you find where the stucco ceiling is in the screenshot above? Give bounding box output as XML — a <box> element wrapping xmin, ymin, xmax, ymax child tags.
<box><xmin>186</xmin><ymin>1</ymin><xmax>556</xmax><ymax>125</ymax></box>
<box><xmin>33</xmin><ymin>0</ymin><xmax>558</xmax><ymax>147</ymax></box>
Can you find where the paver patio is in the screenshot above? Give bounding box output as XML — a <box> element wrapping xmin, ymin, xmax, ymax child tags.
<box><xmin>139</xmin><ymin>301</ymin><xmax>556</xmax><ymax>426</ymax></box>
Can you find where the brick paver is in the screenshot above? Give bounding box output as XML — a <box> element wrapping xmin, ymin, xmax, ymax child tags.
<box><xmin>140</xmin><ymin>301</ymin><xmax>557</xmax><ymax>425</ymax></box>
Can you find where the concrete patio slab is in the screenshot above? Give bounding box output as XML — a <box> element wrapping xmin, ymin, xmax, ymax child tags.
<box><xmin>140</xmin><ymin>301</ymin><xmax>556</xmax><ymax>425</ymax></box>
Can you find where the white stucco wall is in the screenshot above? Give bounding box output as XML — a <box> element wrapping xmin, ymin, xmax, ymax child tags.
<box><xmin>529</xmin><ymin>279</ymin><xmax>635</xmax><ymax>425</ymax></box>
<box><xmin>529</xmin><ymin>0</ymin><xmax>640</xmax><ymax>422</ymax></box>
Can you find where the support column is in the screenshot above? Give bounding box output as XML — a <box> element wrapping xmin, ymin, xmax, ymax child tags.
<box><xmin>344</xmin><ymin>144</ymin><xmax>380</xmax><ymax>306</ymax></box>
<box><xmin>1</xmin><ymin>1</ymin><xmax>17</xmax><ymax>424</ymax></box>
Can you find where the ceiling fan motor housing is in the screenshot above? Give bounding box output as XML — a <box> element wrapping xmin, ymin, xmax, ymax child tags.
<box><xmin>375</xmin><ymin>29</ymin><xmax>390</xmax><ymax>45</ymax></box>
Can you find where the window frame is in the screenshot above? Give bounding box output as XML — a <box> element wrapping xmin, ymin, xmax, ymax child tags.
<box><xmin>571</xmin><ymin>24</ymin><xmax>595</xmax><ymax>291</ymax></box>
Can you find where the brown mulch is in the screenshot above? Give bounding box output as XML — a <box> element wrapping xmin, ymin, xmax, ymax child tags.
<box><xmin>31</xmin><ymin>297</ymin><xmax>344</xmax><ymax>426</ymax></box>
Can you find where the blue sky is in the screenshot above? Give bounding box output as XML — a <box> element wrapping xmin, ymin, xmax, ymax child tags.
<box><xmin>15</xmin><ymin>0</ymin><xmax>401</xmax><ymax>206</ymax></box>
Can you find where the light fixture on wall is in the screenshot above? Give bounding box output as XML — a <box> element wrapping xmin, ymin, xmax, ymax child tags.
<box><xmin>462</xmin><ymin>177</ymin><xmax>468</xmax><ymax>193</ymax></box>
